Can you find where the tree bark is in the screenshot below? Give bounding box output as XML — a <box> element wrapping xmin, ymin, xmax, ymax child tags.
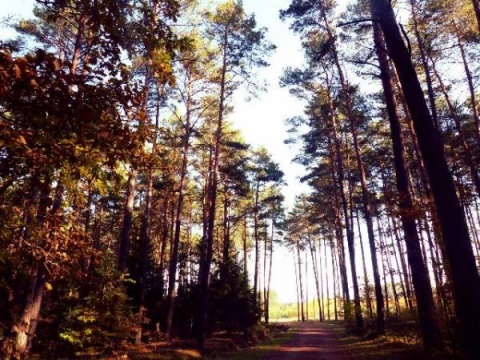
<box><xmin>372</xmin><ymin>20</ymin><xmax>443</xmax><ymax>348</ymax></box>
<box><xmin>166</xmin><ymin>76</ymin><xmax>193</xmax><ymax>341</ymax></box>
<box><xmin>296</xmin><ymin>240</ymin><xmax>305</xmax><ymax>322</ymax></box>
<box><xmin>197</xmin><ymin>30</ymin><xmax>228</xmax><ymax>349</ymax></box>
<box><xmin>253</xmin><ymin>181</ymin><xmax>260</xmax><ymax>317</ymax></box>
<box><xmin>15</xmin><ymin>264</ymin><xmax>46</xmax><ymax>357</ymax></box>
<box><xmin>325</xmin><ymin>128</ymin><xmax>351</xmax><ymax>320</ymax></box>
<box><xmin>408</xmin><ymin>0</ymin><xmax>440</xmax><ymax>131</ymax></box>
<box><xmin>308</xmin><ymin>234</ymin><xmax>323</xmax><ymax>322</ymax></box>
<box><xmin>318</xmin><ymin>4</ymin><xmax>366</xmax><ymax>330</ymax></box>
<box><xmin>370</xmin><ymin>1</ymin><xmax>480</xmax><ymax>357</ymax></box>
<box><xmin>452</xmin><ymin>19</ymin><xmax>480</xmax><ymax>141</ymax></box>
<box><xmin>428</xmin><ymin>56</ymin><xmax>480</xmax><ymax>198</ymax></box>
<box><xmin>117</xmin><ymin>170</ymin><xmax>137</xmax><ymax>272</ymax></box>
<box><xmin>356</xmin><ymin>211</ymin><xmax>373</xmax><ymax>318</ymax></box>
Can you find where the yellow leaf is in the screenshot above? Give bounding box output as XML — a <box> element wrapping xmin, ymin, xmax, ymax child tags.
<box><xmin>45</xmin><ymin>282</ymin><xmax>53</xmax><ymax>291</ymax></box>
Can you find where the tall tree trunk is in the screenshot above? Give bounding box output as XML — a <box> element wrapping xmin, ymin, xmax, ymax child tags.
<box><xmin>324</xmin><ymin>77</ymin><xmax>352</xmax><ymax>324</ymax></box>
<box><xmin>318</xmin><ymin>5</ymin><xmax>367</xmax><ymax>329</ymax></box>
<box><xmin>166</xmin><ymin>80</ymin><xmax>193</xmax><ymax>341</ymax></box>
<box><xmin>428</xmin><ymin>56</ymin><xmax>480</xmax><ymax>198</ymax></box>
<box><xmin>309</xmin><ymin>235</ymin><xmax>323</xmax><ymax>322</ymax></box>
<box><xmin>243</xmin><ymin>216</ymin><xmax>248</xmax><ymax>276</ymax></box>
<box><xmin>263</xmin><ymin>219</ymin><xmax>269</xmax><ymax>323</ymax></box>
<box><xmin>265</xmin><ymin>220</ymin><xmax>275</xmax><ymax>324</ymax></box>
<box><xmin>294</xmin><ymin>251</ymin><xmax>301</xmax><ymax>322</ymax></box>
<box><xmin>325</xmin><ymin>237</ymin><xmax>331</xmax><ymax>321</ymax></box>
<box><xmin>408</xmin><ymin>0</ymin><xmax>440</xmax><ymax>131</ymax></box>
<box><xmin>452</xmin><ymin>19</ymin><xmax>480</xmax><ymax>141</ymax></box>
<box><xmin>117</xmin><ymin>170</ymin><xmax>137</xmax><ymax>272</ymax></box>
<box><xmin>158</xmin><ymin>199</ymin><xmax>170</xmax><ymax>299</ymax></box>
<box><xmin>356</xmin><ymin>211</ymin><xmax>373</xmax><ymax>319</ymax></box>
<box><xmin>332</xmin><ymin>237</ymin><xmax>339</xmax><ymax>321</ymax></box>
<box><xmin>15</xmin><ymin>263</ymin><xmax>46</xmax><ymax>357</ymax></box>
<box><xmin>197</xmin><ymin>32</ymin><xmax>228</xmax><ymax>348</ymax></box>
<box><xmin>378</xmin><ymin>218</ymin><xmax>400</xmax><ymax>315</ymax></box>
<box><xmin>391</xmin><ymin>216</ymin><xmax>414</xmax><ymax>312</ymax></box>
<box><xmin>305</xmin><ymin>251</ymin><xmax>309</xmax><ymax>321</ymax></box>
<box><xmin>372</xmin><ymin>20</ymin><xmax>443</xmax><ymax>348</ymax></box>
<box><xmin>253</xmin><ymin>181</ymin><xmax>260</xmax><ymax>318</ymax></box>
<box><xmin>317</xmin><ymin>237</ymin><xmax>324</xmax><ymax>321</ymax></box>
<box><xmin>370</xmin><ymin>1</ymin><xmax>480</xmax><ymax>357</ymax></box>
<box><xmin>223</xmin><ymin>189</ymin><xmax>231</xmax><ymax>267</ymax></box>
<box><xmin>296</xmin><ymin>240</ymin><xmax>305</xmax><ymax>322</ymax></box>
<box><xmin>137</xmin><ymin>92</ymin><xmax>161</xmax><ymax>342</ymax></box>
<box><xmin>332</xmin><ymin>82</ymin><xmax>364</xmax><ymax>332</ymax></box>
<box><xmin>14</xmin><ymin>176</ymin><xmax>52</xmax><ymax>356</ymax></box>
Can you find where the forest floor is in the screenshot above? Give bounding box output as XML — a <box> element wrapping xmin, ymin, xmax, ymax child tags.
<box><xmin>216</xmin><ymin>321</ymin><xmax>426</xmax><ymax>360</ymax></box>
<box><xmin>95</xmin><ymin>320</ymin><xmax>461</xmax><ymax>360</ymax></box>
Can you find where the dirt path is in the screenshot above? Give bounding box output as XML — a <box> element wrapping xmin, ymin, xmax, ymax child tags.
<box><xmin>262</xmin><ymin>321</ymin><xmax>356</xmax><ymax>360</ymax></box>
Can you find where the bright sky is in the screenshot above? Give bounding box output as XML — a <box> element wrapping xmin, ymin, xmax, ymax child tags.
<box><xmin>0</xmin><ymin>0</ymin><xmax>317</xmax><ymax>304</ymax></box>
<box><xmin>233</xmin><ymin>0</ymin><xmax>309</xmax><ymax>304</ymax></box>
<box><xmin>231</xmin><ymin>0</ymin><xmax>308</xmax><ymax>207</ymax></box>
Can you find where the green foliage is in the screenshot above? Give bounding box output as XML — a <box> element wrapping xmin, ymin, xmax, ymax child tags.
<box><xmin>209</xmin><ymin>260</ymin><xmax>258</xmax><ymax>333</ymax></box>
<box><xmin>42</xmin><ymin>260</ymin><xmax>134</xmax><ymax>357</ymax></box>
<box><xmin>172</xmin><ymin>258</ymin><xmax>258</xmax><ymax>339</ymax></box>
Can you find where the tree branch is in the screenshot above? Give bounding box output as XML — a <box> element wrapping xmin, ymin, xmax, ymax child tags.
<box><xmin>337</xmin><ymin>18</ymin><xmax>377</xmax><ymax>28</ymax></box>
<box><xmin>399</xmin><ymin>23</ymin><xmax>412</xmax><ymax>56</ymax></box>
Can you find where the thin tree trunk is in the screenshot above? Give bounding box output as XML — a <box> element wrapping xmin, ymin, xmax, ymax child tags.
<box><xmin>305</xmin><ymin>251</ymin><xmax>309</xmax><ymax>321</ymax></box>
<box><xmin>294</xmin><ymin>251</ymin><xmax>301</xmax><ymax>322</ymax></box>
<box><xmin>197</xmin><ymin>30</ymin><xmax>228</xmax><ymax>348</ymax></box>
<box><xmin>391</xmin><ymin>216</ymin><xmax>414</xmax><ymax>311</ymax></box>
<box><xmin>265</xmin><ymin>220</ymin><xmax>275</xmax><ymax>324</ymax></box>
<box><xmin>243</xmin><ymin>216</ymin><xmax>248</xmax><ymax>277</ymax></box>
<box><xmin>329</xmin><ymin>64</ymin><xmax>365</xmax><ymax>333</ymax></box>
<box><xmin>158</xmin><ymin>199</ymin><xmax>170</xmax><ymax>299</ymax></box>
<box><xmin>263</xmin><ymin>220</ymin><xmax>269</xmax><ymax>323</ymax></box>
<box><xmin>309</xmin><ymin>235</ymin><xmax>323</xmax><ymax>322</ymax></box>
<box><xmin>356</xmin><ymin>210</ymin><xmax>373</xmax><ymax>318</ymax></box>
<box><xmin>117</xmin><ymin>170</ymin><xmax>137</xmax><ymax>272</ymax></box>
<box><xmin>325</xmin><ymin>237</ymin><xmax>331</xmax><ymax>321</ymax></box>
<box><xmin>388</xmin><ymin>216</ymin><xmax>410</xmax><ymax>311</ymax></box>
<box><xmin>253</xmin><ymin>181</ymin><xmax>260</xmax><ymax>318</ymax></box>
<box><xmin>317</xmin><ymin>237</ymin><xmax>324</xmax><ymax>321</ymax></box>
<box><xmin>379</xmin><ymin>219</ymin><xmax>401</xmax><ymax>315</ymax></box>
<box><xmin>408</xmin><ymin>0</ymin><xmax>440</xmax><ymax>131</ymax></box>
<box><xmin>331</xmin><ymin>234</ymin><xmax>339</xmax><ymax>321</ymax></box>
<box><xmin>428</xmin><ymin>56</ymin><xmax>480</xmax><ymax>198</ymax></box>
<box><xmin>452</xmin><ymin>19</ymin><xmax>480</xmax><ymax>141</ymax></box>
<box><xmin>324</xmin><ymin>77</ymin><xmax>352</xmax><ymax>324</ymax></box>
<box><xmin>296</xmin><ymin>240</ymin><xmax>305</xmax><ymax>322</ymax></box>
<box><xmin>166</xmin><ymin>101</ymin><xmax>192</xmax><ymax>341</ymax></box>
